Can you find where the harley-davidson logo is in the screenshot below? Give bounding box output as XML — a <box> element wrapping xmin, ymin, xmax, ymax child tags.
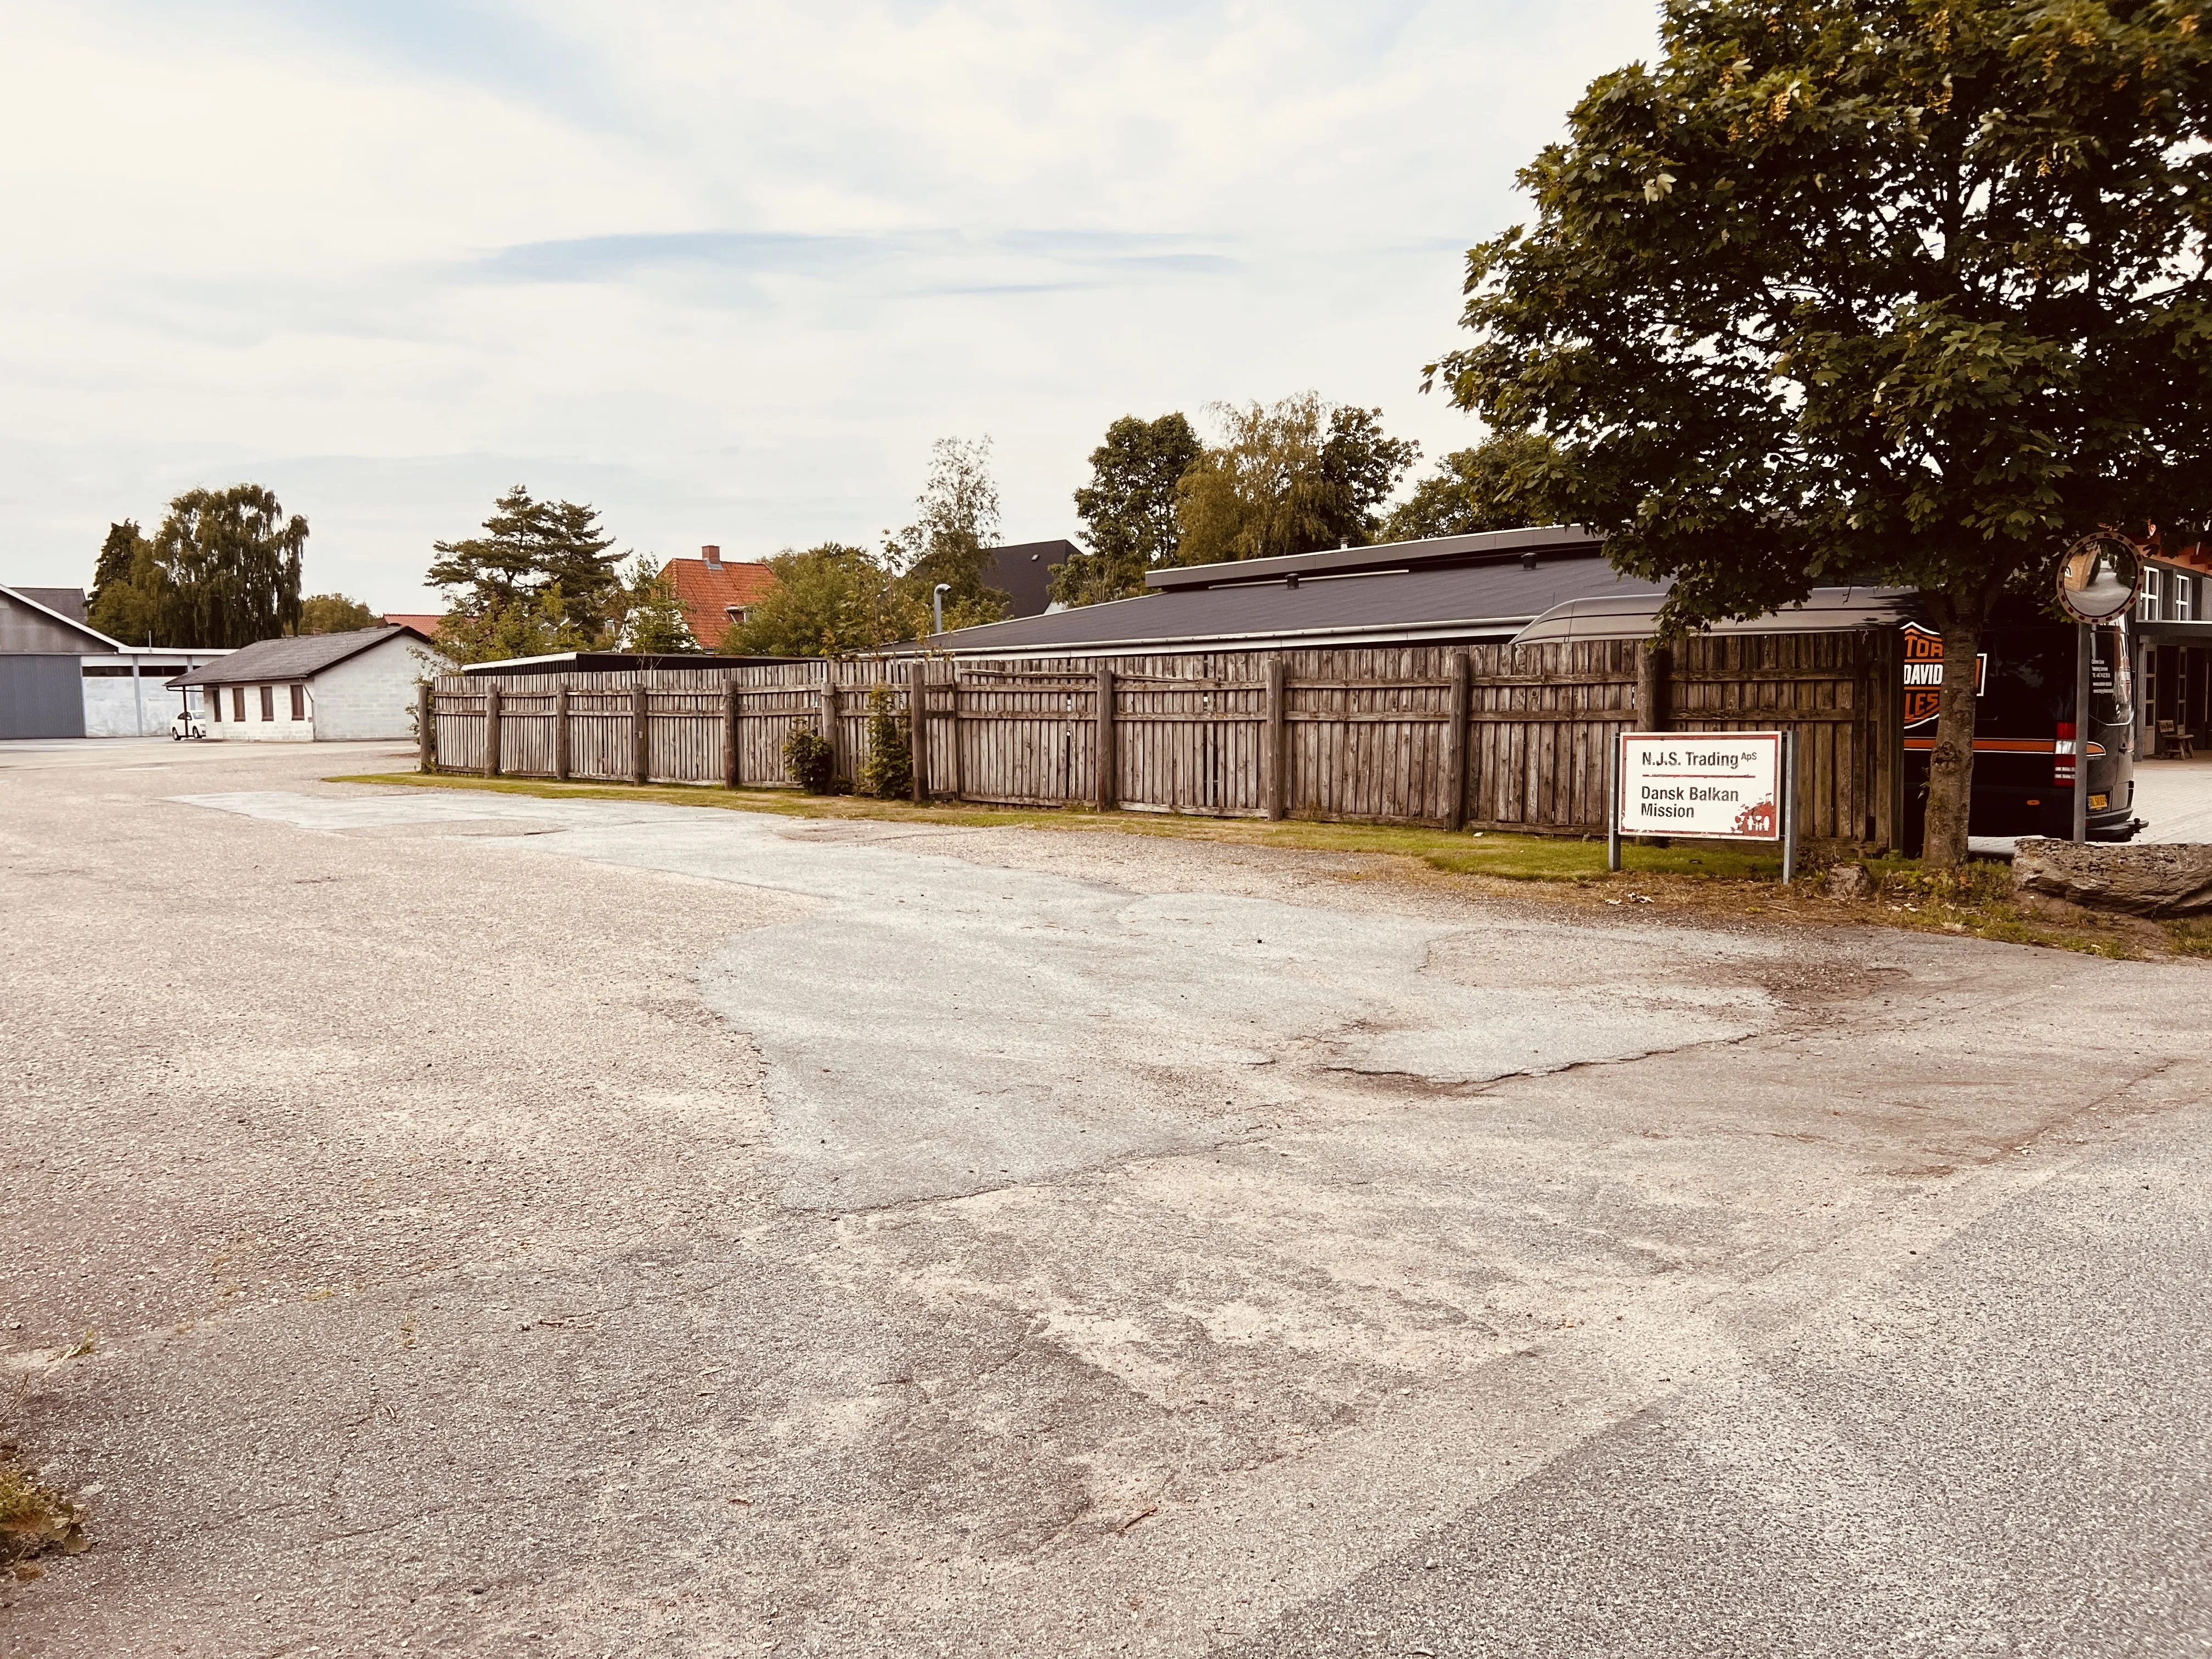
<box><xmin>1900</xmin><ymin>624</ymin><xmax>1988</xmax><ymax>727</ymax></box>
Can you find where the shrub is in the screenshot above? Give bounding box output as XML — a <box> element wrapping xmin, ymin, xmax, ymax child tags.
<box><xmin>857</xmin><ymin>683</ymin><xmax>913</xmax><ymax>800</ymax></box>
<box><xmin>783</xmin><ymin>728</ymin><xmax>836</xmax><ymax>794</ymax></box>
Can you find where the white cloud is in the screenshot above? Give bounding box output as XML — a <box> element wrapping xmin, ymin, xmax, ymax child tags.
<box><xmin>0</xmin><ymin>0</ymin><xmax>1658</xmax><ymax>610</ymax></box>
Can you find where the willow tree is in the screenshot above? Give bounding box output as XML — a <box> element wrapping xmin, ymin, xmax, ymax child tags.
<box><xmin>153</xmin><ymin>486</ymin><xmax>308</xmax><ymax>646</ymax></box>
<box><xmin>1429</xmin><ymin>0</ymin><xmax>2212</xmax><ymax>865</ymax></box>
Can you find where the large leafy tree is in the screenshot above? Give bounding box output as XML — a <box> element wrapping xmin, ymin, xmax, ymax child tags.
<box><xmin>726</xmin><ymin>544</ymin><xmax>918</xmax><ymax>656</ymax></box>
<box><xmin>1430</xmin><ymin>0</ymin><xmax>2212</xmax><ymax>866</ymax></box>
<box><xmin>428</xmin><ymin>486</ymin><xmax>622</xmax><ymax>639</ymax></box>
<box><xmin>295</xmin><ymin>594</ymin><xmax>379</xmax><ymax>634</ymax></box>
<box><xmin>1384</xmin><ymin>432</ymin><xmax>1562</xmax><ymax>541</ymax></box>
<box><xmin>98</xmin><ymin>486</ymin><xmax>306</xmax><ymax>647</ymax></box>
<box><xmin>1175</xmin><ymin>394</ymin><xmax>1419</xmax><ymax>567</ymax></box>
<box><xmin>885</xmin><ymin>436</ymin><xmax>1009</xmax><ymax>622</ymax></box>
<box><xmin>1051</xmin><ymin>413</ymin><xmax>1204</xmax><ymax>605</ymax></box>
<box><xmin>619</xmin><ymin>557</ymin><xmax>697</xmax><ymax>652</ymax></box>
<box><xmin>87</xmin><ymin>520</ymin><xmax>162</xmax><ymax>644</ymax></box>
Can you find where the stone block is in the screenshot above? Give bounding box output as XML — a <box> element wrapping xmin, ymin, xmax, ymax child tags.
<box><xmin>2012</xmin><ymin>838</ymin><xmax>2212</xmax><ymax>918</ymax></box>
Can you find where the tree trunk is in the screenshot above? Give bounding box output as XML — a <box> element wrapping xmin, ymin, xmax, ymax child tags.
<box><xmin>1921</xmin><ymin>609</ymin><xmax>1984</xmax><ymax>869</ymax></box>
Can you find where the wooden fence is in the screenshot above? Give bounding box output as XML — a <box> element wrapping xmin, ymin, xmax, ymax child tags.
<box><xmin>425</xmin><ymin>631</ymin><xmax>1904</xmax><ymax>850</ymax></box>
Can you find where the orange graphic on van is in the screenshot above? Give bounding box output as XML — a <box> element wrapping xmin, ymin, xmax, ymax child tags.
<box><xmin>1900</xmin><ymin>624</ymin><xmax>1988</xmax><ymax>727</ymax></box>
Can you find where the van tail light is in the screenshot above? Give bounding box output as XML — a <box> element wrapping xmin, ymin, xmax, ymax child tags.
<box><xmin>2054</xmin><ymin>722</ymin><xmax>2076</xmax><ymax>786</ymax></box>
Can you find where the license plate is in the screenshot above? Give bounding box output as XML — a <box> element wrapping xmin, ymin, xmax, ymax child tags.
<box><xmin>2090</xmin><ymin>793</ymin><xmax>2108</xmax><ymax>810</ymax></box>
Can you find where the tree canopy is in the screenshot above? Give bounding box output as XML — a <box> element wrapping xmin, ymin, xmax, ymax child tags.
<box><xmin>1428</xmin><ymin>0</ymin><xmax>2212</xmax><ymax>863</ymax></box>
<box><xmin>725</xmin><ymin>544</ymin><xmax>913</xmax><ymax>657</ymax></box>
<box><xmin>295</xmin><ymin>594</ymin><xmax>379</xmax><ymax>634</ymax></box>
<box><xmin>620</xmin><ymin>557</ymin><xmax>696</xmax><ymax>652</ymax></box>
<box><xmin>88</xmin><ymin>488</ymin><xmax>307</xmax><ymax>647</ymax></box>
<box><xmin>1174</xmin><ymin>394</ymin><xmax>1419</xmax><ymax>567</ymax></box>
<box><xmin>428</xmin><ymin>486</ymin><xmax>623</xmax><ymax>641</ymax></box>
<box><xmin>86</xmin><ymin>521</ymin><xmax>158</xmax><ymax>644</ymax></box>
<box><xmin>1051</xmin><ymin>412</ymin><xmax>1205</xmax><ymax>605</ymax></box>
<box><xmin>1383</xmin><ymin>432</ymin><xmax>1561</xmax><ymax>542</ymax></box>
<box><xmin>884</xmin><ymin>436</ymin><xmax>1010</xmax><ymax>623</ymax></box>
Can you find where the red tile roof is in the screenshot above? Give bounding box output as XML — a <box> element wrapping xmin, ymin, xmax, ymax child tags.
<box><xmin>667</xmin><ymin>555</ymin><xmax>775</xmax><ymax>649</ymax></box>
<box><xmin>381</xmin><ymin>613</ymin><xmax>444</xmax><ymax>637</ymax></box>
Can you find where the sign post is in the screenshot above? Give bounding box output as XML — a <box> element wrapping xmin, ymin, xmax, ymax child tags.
<box><xmin>1607</xmin><ymin>735</ymin><xmax>1623</xmax><ymax>873</ymax></box>
<box><xmin>1614</xmin><ymin>730</ymin><xmax>1792</xmax><ymax>879</ymax></box>
<box><xmin>2072</xmin><ymin>624</ymin><xmax>2093</xmax><ymax>845</ymax></box>
<box><xmin>2054</xmin><ymin>533</ymin><xmax>2141</xmax><ymax>847</ymax></box>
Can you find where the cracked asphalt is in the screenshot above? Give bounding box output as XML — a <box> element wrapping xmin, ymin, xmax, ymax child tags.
<box><xmin>2</xmin><ymin>737</ymin><xmax>2207</xmax><ymax>1657</ymax></box>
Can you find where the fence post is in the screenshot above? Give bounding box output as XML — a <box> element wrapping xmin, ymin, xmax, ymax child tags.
<box><xmin>631</xmin><ymin>682</ymin><xmax>648</xmax><ymax>785</ymax></box>
<box><xmin>554</xmin><ymin>685</ymin><xmax>571</xmax><ymax>781</ymax></box>
<box><xmin>947</xmin><ymin>670</ymin><xmax>964</xmax><ymax>800</ymax></box>
<box><xmin>483</xmin><ymin>685</ymin><xmax>502</xmax><ymax>778</ymax></box>
<box><xmin>820</xmin><ymin>680</ymin><xmax>840</xmax><ymax>786</ymax></box>
<box><xmin>1635</xmin><ymin>638</ymin><xmax>1671</xmax><ymax>731</ymax></box>
<box><xmin>910</xmin><ymin>661</ymin><xmax>929</xmax><ymax>803</ymax></box>
<box><xmin>1872</xmin><ymin>626</ymin><xmax>1903</xmax><ymax>853</ymax></box>
<box><xmin>724</xmin><ymin>680</ymin><xmax>742</xmax><ymax>789</ymax></box>
<box><xmin>1442</xmin><ymin>649</ymin><xmax>1471</xmax><ymax>831</ymax></box>
<box><xmin>417</xmin><ymin>683</ymin><xmax>434</xmax><ymax>772</ymax></box>
<box><xmin>1263</xmin><ymin>657</ymin><xmax>1288</xmax><ymax>820</ymax></box>
<box><xmin>1094</xmin><ymin>664</ymin><xmax>1117</xmax><ymax>812</ymax></box>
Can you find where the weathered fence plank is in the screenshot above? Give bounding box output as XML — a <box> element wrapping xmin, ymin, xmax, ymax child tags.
<box><xmin>429</xmin><ymin>630</ymin><xmax>1889</xmax><ymax>849</ymax></box>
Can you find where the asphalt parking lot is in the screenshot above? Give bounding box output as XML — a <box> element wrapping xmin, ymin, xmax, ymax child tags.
<box><xmin>3</xmin><ymin>738</ymin><xmax>2208</xmax><ymax>1657</ymax></box>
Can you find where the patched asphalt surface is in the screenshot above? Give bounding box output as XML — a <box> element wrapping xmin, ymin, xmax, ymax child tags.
<box><xmin>2</xmin><ymin>738</ymin><xmax>2207</xmax><ymax>1657</ymax></box>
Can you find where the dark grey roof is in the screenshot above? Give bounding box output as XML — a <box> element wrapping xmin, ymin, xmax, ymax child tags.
<box><xmin>983</xmin><ymin>540</ymin><xmax>1077</xmax><ymax>619</ymax></box>
<box><xmin>1510</xmin><ymin>587</ymin><xmax>1919</xmax><ymax>645</ymax></box>
<box><xmin>1147</xmin><ymin>524</ymin><xmax>1604</xmax><ymax>591</ymax></box>
<box><xmin>174</xmin><ymin>625</ymin><xmax>432</xmax><ymax>686</ymax></box>
<box><xmin>1</xmin><ymin>584</ymin><xmax>122</xmax><ymax>651</ymax></box>
<box><xmin>458</xmin><ymin>651</ymin><xmax>810</xmax><ymax>677</ymax></box>
<box><xmin>16</xmin><ymin>586</ymin><xmax>87</xmax><ymax>623</ymax></box>
<box><xmin>912</xmin><ymin>544</ymin><xmax>1660</xmax><ymax>657</ymax></box>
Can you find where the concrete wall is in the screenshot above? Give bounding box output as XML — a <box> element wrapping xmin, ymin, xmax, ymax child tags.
<box><xmin>207</xmin><ymin>678</ymin><xmax>314</xmax><ymax>741</ymax></box>
<box><xmin>80</xmin><ymin>651</ymin><xmax>232</xmax><ymax>737</ymax></box>
<box><xmin>309</xmin><ymin>636</ymin><xmax>444</xmax><ymax>740</ymax></box>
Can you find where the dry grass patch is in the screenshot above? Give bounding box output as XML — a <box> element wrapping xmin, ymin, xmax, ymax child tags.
<box><xmin>0</xmin><ymin>1455</ymin><xmax>83</xmax><ymax>1576</ymax></box>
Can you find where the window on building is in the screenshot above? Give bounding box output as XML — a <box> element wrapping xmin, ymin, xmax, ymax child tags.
<box><xmin>2140</xmin><ymin>566</ymin><xmax>2164</xmax><ymax>622</ymax></box>
<box><xmin>2177</xmin><ymin>574</ymin><xmax>2197</xmax><ymax>623</ymax></box>
<box><xmin>232</xmin><ymin>686</ymin><xmax>246</xmax><ymax>722</ymax></box>
<box><xmin>289</xmin><ymin>684</ymin><xmax>306</xmax><ymax>720</ymax></box>
<box><xmin>211</xmin><ymin>686</ymin><xmax>223</xmax><ymax>720</ymax></box>
<box><xmin>259</xmin><ymin>685</ymin><xmax>274</xmax><ymax>721</ymax></box>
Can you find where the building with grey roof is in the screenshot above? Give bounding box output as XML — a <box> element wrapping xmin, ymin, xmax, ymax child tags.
<box><xmin>174</xmin><ymin>625</ymin><xmax>447</xmax><ymax>741</ymax></box>
<box><xmin>905</xmin><ymin>526</ymin><xmax>1661</xmax><ymax>659</ymax></box>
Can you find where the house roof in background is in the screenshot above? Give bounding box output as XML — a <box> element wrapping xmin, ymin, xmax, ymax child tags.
<box><xmin>456</xmin><ymin>651</ymin><xmax>812</xmax><ymax>676</ymax></box>
<box><xmin>0</xmin><ymin>584</ymin><xmax>123</xmax><ymax>651</ymax></box>
<box><xmin>173</xmin><ymin>625</ymin><xmax>434</xmax><ymax>686</ymax></box>
<box><xmin>667</xmin><ymin>555</ymin><xmax>776</xmax><ymax>647</ymax></box>
<box><xmin>381</xmin><ymin>613</ymin><xmax>444</xmax><ymax>636</ymax></box>
<box><xmin>983</xmin><ymin>539</ymin><xmax>1077</xmax><ymax>618</ymax></box>
<box><xmin>1145</xmin><ymin>524</ymin><xmax>1605</xmax><ymax>592</ymax></box>
<box><xmin>910</xmin><ymin>537</ymin><xmax>1656</xmax><ymax>658</ymax></box>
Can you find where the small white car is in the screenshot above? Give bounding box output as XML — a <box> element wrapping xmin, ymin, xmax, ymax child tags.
<box><xmin>172</xmin><ymin>711</ymin><xmax>209</xmax><ymax>741</ymax></box>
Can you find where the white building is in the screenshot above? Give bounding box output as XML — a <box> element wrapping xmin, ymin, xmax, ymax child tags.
<box><xmin>174</xmin><ymin>625</ymin><xmax>447</xmax><ymax>742</ymax></box>
<box><xmin>82</xmin><ymin>647</ymin><xmax>236</xmax><ymax>736</ymax></box>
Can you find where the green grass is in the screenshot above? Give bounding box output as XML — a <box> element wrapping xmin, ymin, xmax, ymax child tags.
<box><xmin>327</xmin><ymin>770</ymin><xmax>1785</xmax><ymax>882</ymax></box>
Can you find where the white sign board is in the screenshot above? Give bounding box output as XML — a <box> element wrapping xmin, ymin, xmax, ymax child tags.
<box><xmin>1616</xmin><ymin>732</ymin><xmax>1782</xmax><ymax>840</ymax></box>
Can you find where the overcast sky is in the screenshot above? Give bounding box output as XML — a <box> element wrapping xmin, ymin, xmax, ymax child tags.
<box><xmin>2</xmin><ymin>1</ymin><xmax>1661</xmax><ymax>612</ymax></box>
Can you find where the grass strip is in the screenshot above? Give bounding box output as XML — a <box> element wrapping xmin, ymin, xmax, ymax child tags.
<box><xmin>328</xmin><ymin>770</ymin><xmax>2211</xmax><ymax>961</ymax></box>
